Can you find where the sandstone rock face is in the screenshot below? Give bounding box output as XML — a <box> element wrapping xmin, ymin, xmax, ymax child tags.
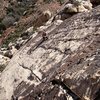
<box><xmin>0</xmin><ymin>5</ymin><xmax>100</xmax><ymax>100</ymax></box>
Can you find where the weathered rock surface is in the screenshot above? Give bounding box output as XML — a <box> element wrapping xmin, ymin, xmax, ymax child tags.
<box><xmin>0</xmin><ymin>54</ymin><xmax>10</xmax><ymax>72</ymax></box>
<box><xmin>0</xmin><ymin>5</ymin><xmax>100</xmax><ymax>100</ymax></box>
<box><xmin>67</xmin><ymin>0</ymin><xmax>92</xmax><ymax>12</ymax></box>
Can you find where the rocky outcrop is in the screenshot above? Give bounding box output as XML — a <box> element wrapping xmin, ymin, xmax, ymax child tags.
<box><xmin>53</xmin><ymin>0</ymin><xmax>93</xmax><ymax>21</ymax></box>
<box><xmin>66</xmin><ymin>0</ymin><xmax>92</xmax><ymax>12</ymax></box>
<box><xmin>0</xmin><ymin>3</ymin><xmax>100</xmax><ymax>100</ymax></box>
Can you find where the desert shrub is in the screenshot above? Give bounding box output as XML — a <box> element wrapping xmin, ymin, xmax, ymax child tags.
<box><xmin>0</xmin><ymin>23</ymin><xmax>6</xmax><ymax>30</ymax></box>
<box><xmin>2</xmin><ymin>16</ymin><xmax>16</xmax><ymax>28</ymax></box>
<box><xmin>57</xmin><ymin>0</ymin><xmax>65</xmax><ymax>4</ymax></box>
<box><xmin>2</xmin><ymin>29</ymin><xmax>22</xmax><ymax>48</ymax></box>
<box><xmin>6</xmin><ymin>6</ymin><xmax>14</xmax><ymax>15</ymax></box>
<box><xmin>0</xmin><ymin>22</ymin><xmax>6</xmax><ymax>36</ymax></box>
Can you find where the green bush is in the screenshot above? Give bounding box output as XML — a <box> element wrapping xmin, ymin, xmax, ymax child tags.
<box><xmin>57</xmin><ymin>0</ymin><xmax>64</xmax><ymax>4</ymax></box>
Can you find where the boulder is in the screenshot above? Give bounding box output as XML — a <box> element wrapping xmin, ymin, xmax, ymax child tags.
<box><xmin>34</xmin><ymin>10</ymin><xmax>52</xmax><ymax>27</ymax></box>
<box><xmin>25</xmin><ymin>26</ymin><xmax>34</xmax><ymax>34</ymax></box>
<box><xmin>43</xmin><ymin>10</ymin><xmax>52</xmax><ymax>20</ymax></box>
<box><xmin>59</xmin><ymin>0</ymin><xmax>92</xmax><ymax>14</ymax></box>
<box><xmin>20</xmin><ymin>27</ymin><xmax>34</xmax><ymax>39</ymax></box>
<box><xmin>15</xmin><ymin>38</ymin><xmax>23</xmax><ymax>49</ymax></box>
<box><xmin>82</xmin><ymin>0</ymin><xmax>92</xmax><ymax>10</ymax></box>
<box><xmin>4</xmin><ymin>50</ymin><xmax>13</xmax><ymax>59</ymax></box>
<box><xmin>3</xmin><ymin>45</ymin><xmax>17</xmax><ymax>59</ymax></box>
<box><xmin>64</xmin><ymin>3</ymin><xmax>78</xmax><ymax>13</ymax></box>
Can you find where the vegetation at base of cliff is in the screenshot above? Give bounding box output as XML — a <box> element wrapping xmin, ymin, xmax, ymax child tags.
<box><xmin>2</xmin><ymin>26</ymin><xmax>35</xmax><ymax>48</ymax></box>
<box><xmin>0</xmin><ymin>23</ymin><xmax>6</xmax><ymax>31</ymax></box>
<box><xmin>0</xmin><ymin>23</ymin><xmax>6</xmax><ymax>36</ymax></box>
<box><xmin>2</xmin><ymin>29</ymin><xmax>22</xmax><ymax>48</ymax></box>
<box><xmin>0</xmin><ymin>0</ymin><xmax>64</xmax><ymax>48</ymax></box>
